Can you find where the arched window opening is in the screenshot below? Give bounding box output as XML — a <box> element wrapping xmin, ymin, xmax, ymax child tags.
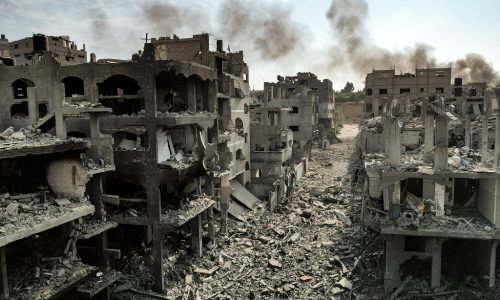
<box><xmin>62</xmin><ymin>76</ymin><xmax>84</xmax><ymax>97</ymax></box>
<box><xmin>12</xmin><ymin>78</ymin><xmax>35</xmax><ymax>99</ymax></box>
<box><xmin>98</xmin><ymin>75</ymin><xmax>143</xmax><ymax>115</ymax></box>
<box><xmin>11</xmin><ymin>102</ymin><xmax>29</xmax><ymax>118</ymax></box>
<box><xmin>235</xmin><ymin>118</ymin><xmax>244</xmax><ymax>136</ymax></box>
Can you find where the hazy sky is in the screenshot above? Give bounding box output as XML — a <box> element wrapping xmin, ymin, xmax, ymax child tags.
<box><xmin>1</xmin><ymin>0</ymin><xmax>499</xmax><ymax>90</ymax></box>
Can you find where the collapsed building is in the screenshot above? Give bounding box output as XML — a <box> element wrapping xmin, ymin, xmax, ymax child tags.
<box><xmin>247</xmin><ymin>104</ymin><xmax>295</xmax><ymax>210</ymax></box>
<box><xmin>364</xmin><ymin>68</ymin><xmax>452</xmax><ymax>118</ymax></box>
<box><xmin>0</xmin><ymin>31</ymin><xmax>293</xmax><ymax>296</ymax></box>
<box><xmin>359</xmin><ymin>67</ymin><xmax>500</xmax><ymax>295</ymax></box>
<box><xmin>0</xmin><ymin>56</ymin><xmax>117</xmax><ymax>298</ymax></box>
<box><xmin>263</xmin><ymin>72</ymin><xmax>337</xmax><ymax>144</ymax></box>
<box><xmin>0</xmin><ymin>33</ymin><xmax>87</xmax><ymax>66</ymax></box>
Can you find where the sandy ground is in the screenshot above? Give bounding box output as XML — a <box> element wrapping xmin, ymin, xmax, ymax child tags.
<box><xmin>336</xmin><ymin>123</ymin><xmax>359</xmax><ymax>142</ymax></box>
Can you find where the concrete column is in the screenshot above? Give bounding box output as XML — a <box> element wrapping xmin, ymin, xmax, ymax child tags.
<box><xmin>434</xmin><ymin>115</ymin><xmax>448</xmax><ymax>171</ymax></box>
<box><xmin>373</xmin><ymin>98</ymin><xmax>379</xmax><ymax>117</ymax></box>
<box><xmin>424</xmin><ymin>115</ymin><xmax>434</xmax><ymax>152</ymax></box>
<box><xmin>435</xmin><ymin>183</ymin><xmax>446</xmax><ymax>217</ymax></box>
<box><xmin>0</xmin><ymin>247</ymin><xmax>8</xmax><ymax>298</ymax></box>
<box><xmin>391</xmin><ymin>182</ymin><xmax>401</xmax><ymax>205</ymax></box>
<box><xmin>384</xmin><ymin>116</ymin><xmax>391</xmax><ymax>162</ymax></box>
<box><xmin>27</xmin><ymin>88</ymin><xmax>38</xmax><ymax>124</ymax></box>
<box><xmin>384</xmin><ymin>235</ymin><xmax>404</xmax><ymax>293</ymax></box>
<box><xmin>490</xmin><ymin>240</ymin><xmax>500</xmax><ymax>288</ymax></box>
<box><xmin>465</xmin><ymin>114</ymin><xmax>471</xmax><ymax>148</ymax></box>
<box><xmin>207</xmin><ymin>205</ymin><xmax>214</xmax><ymax>240</ymax></box>
<box><xmin>143</xmin><ymin>75</ymin><xmax>157</xmax><ymax>118</ymax></box>
<box><xmin>187</xmin><ymin>77</ymin><xmax>196</xmax><ymax>112</ymax></box>
<box><xmin>389</xmin><ymin>117</ymin><xmax>400</xmax><ymax>167</ymax></box>
<box><xmin>482</xmin><ymin>114</ymin><xmax>489</xmax><ymax>161</ymax></box>
<box><xmin>495</xmin><ymin>112</ymin><xmax>500</xmax><ymax>169</ymax></box>
<box><xmin>191</xmin><ymin>214</ymin><xmax>202</xmax><ymax>257</ymax></box>
<box><xmin>426</xmin><ymin>238</ymin><xmax>443</xmax><ymax>289</ymax></box>
<box><xmin>152</xmin><ymin>224</ymin><xmax>164</xmax><ymax>291</ymax></box>
<box><xmin>55</xmin><ymin>111</ymin><xmax>67</xmax><ymax>139</ymax></box>
<box><xmin>422</xmin><ymin>179</ymin><xmax>435</xmax><ymax>200</ymax></box>
<box><xmin>219</xmin><ymin>174</ymin><xmax>230</xmax><ymax>234</ymax></box>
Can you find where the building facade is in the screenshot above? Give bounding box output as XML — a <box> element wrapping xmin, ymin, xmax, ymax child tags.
<box><xmin>364</xmin><ymin>68</ymin><xmax>452</xmax><ymax>117</ymax></box>
<box><xmin>0</xmin><ymin>33</ymin><xmax>87</xmax><ymax>66</ymax></box>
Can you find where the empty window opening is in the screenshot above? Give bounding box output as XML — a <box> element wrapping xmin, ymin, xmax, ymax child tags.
<box><xmin>12</xmin><ymin>78</ymin><xmax>35</xmax><ymax>99</ymax></box>
<box><xmin>11</xmin><ymin>101</ymin><xmax>29</xmax><ymax>118</ymax></box>
<box><xmin>62</xmin><ymin>76</ymin><xmax>84</xmax><ymax>97</ymax></box>
<box><xmin>235</xmin><ymin>118</ymin><xmax>244</xmax><ymax>135</ymax></box>
<box><xmin>236</xmin><ymin>149</ymin><xmax>245</xmax><ymax>160</ymax></box>
<box><xmin>289</xmin><ymin>126</ymin><xmax>299</xmax><ymax>132</ymax></box>
<box><xmin>290</xmin><ymin>106</ymin><xmax>299</xmax><ymax>114</ymax></box>
<box><xmin>100</xmin><ymin>98</ymin><xmax>144</xmax><ymax>115</ymax></box>
<box><xmin>244</xmin><ymin>103</ymin><xmax>248</xmax><ymax>114</ymax></box>
<box><xmin>67</xmin><ymin>131</ymin><xmax>87</xmax><ymax>138</ymax></box>
<box><xmin>420</xmin><ymin>88</ymin><xmax>425</xmax><ymax>92</ymax></box>
<box><xmin>38</xmin><ymin>102</ymin><xmax>48</xmax><ymax>118</ymax></box>
<box><xmin>365</xmin><ymin>103</ymin><xmax>373</xmax><ymax>112</ymax></box>
<box><xmin>245</xmin><ymin>161</ymin><xmax>250</xmax><ymax>170</ymax></box>
<box><xmin>255</xmin><ymin>144</ymin><xmax>265</xmax><ymax>151</ymax></box>
<box><xmin>400</xmin><ymin>88</ymin><xmax>410</xmax><ymax>94</ymax></box>
<box><xmin>268</xmin><ymin>112</ymin><xmax>279</xmax><ymax>125</ymax></box>
<box><xmin>366</xmin><ymin>88</ymin><xmax>372</xmax><ymax>96</ymax></box>
<box><xmin>436</xmin><ymin>87</ymin><xmax>444</xmax><ymax>94</ymax></box>
<box><xmin>105</xmin><ymin>178</ymin><xmax>146</xmax><ymax>200</ymax></box>
<box><xmin>98</xmin><ymin>75</ymin><xmax>143</xmax><ymax>115</ymax></box>
<box><xmin>98</xmin><ymin>74</ymin><xmax>140</xmax><ymax>96</ymax></box>
<box><xmin>379</xmin><ymin>89</ymin><xmax>388</xmax><ymax>95</ymax></box>
<box><xmin>155</xmin><ymin>71</ymin><xmax>192</xmax><ymax>113</ymax></box>
<box><xmin>400</xmin><ymin>257</ymin><xmax>431</xmax><ymax>283</ymax></box>
<box><xmin>404</xmin><ymin>236</ymin><xmax>425</xmax><ymax>252</ymax></box>
<box><xmin>112</xmin><ymin>131</ymin><xmax>148</xmax><ymax>151</ymax></box>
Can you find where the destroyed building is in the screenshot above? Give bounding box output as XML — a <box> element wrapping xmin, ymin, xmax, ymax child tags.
<box><xmin>247</xmin><ymin>104</ymin><xmax>294</xmax><ymax>210</ymax></box>
<box><xmin>265</xmin><ymin>72</ymin><xmax>335</xmax><ymax>129</ymax></box>
<box><xmin>0</xmin><ymin>33</ymin><xmax>87</xmax><ymax>66</ymax></box>
<box><xmin>263</xmin><ymin>81</ymin><xmax>320</xmax><ymax>159</ymax></box>
<box><xmin>145</xmin><ymin>33</ymin><xmax>262</xmax><ymax>226</ymax></box>
<box><xmin>0</xmin><ymin>54</ymin><xmax>118</xmax><ymax>298</ymax></box>
<box><xmin>359</xmin><ymin>68</ymin><xmax>500</xmax><ymax>294</ymax></box>
<box><xmin>364</xmin><ymin>68</ymin><xmax>452</xmax><ymax>118</ymax></box>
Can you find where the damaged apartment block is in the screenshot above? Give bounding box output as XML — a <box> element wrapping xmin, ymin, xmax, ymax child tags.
<box><xmin>360</xmin><ymin>67</ymin><xmax>500</xmax><ymax>294</ymax></box>
<box><xmin>0</xmin><ymin>29</ymin><xmax>337</xmax><ymax>298</ymax></box>
<box><xmin>0</xmin><ymin>54</ymin><xmax>117</xmax><ymax>298</ymax></box>
<box><xmin>0</xmin><ymin>31</ymin><xmax>263</xmax><ymax>296</ymax></box>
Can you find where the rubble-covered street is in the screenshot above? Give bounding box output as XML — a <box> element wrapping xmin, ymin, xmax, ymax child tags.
<box><xmin>112</xmin><ymin>131</ymin><xmax>386</xmax><ymax>300</ymax></box>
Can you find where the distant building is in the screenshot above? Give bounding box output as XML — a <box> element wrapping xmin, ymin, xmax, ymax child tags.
<box><xmin>263</xmin><ymin>82</ymin><xmax>319</xmax><ymax>158</ymax></box>
<box><xmin>1</xmin><ymin>33</ymin><xmax>87</xmax><ymax>66</ymax></box>
<box><xmin>0</xmin><ymin>34</ymin><xmax>9</xmax><ymax>57</ymax></box>
<box><xmin>364</xmin><ymin>68</ymin><xmax>452</xmax><ymax>117</ymax></box>
<box><xmin>264</xmin><ymin>72</ymin><xmax>335</xmax><ymax>128</ymax></box>
<box><xmin>247</xmin><ymin>105</ymin><xmax>294</xmax><ymax>210</ymax></box>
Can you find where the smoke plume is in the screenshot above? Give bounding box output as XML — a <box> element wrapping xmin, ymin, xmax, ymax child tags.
<box><xmin>142</xmin><ymin>2</ymin><xmax>210</xmax><ymax>36</ymax></box>
<box><xmin>326</xmin><ymin>0</ymin><xmax>498</xmax><ymax>83</ymax></box>
<box><xmin>218</xmin><ymin>0</ymin><xmax>303</xmax><ymax>60</ymax></box>
<box><xmin>453</xmin><ymin>53</ymin><xmax>498</xmax><ymax>83</ymax></box>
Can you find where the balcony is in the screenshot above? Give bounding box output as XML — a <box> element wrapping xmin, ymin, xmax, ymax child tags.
<box><xmin>251</xmin><ymin>147</ymin><xmax>292</xmax><ymax>163</ymax></box>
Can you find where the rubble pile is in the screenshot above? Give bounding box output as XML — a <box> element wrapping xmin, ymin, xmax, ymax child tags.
<box><xmin>0</xmin><ymin>126</ymin><xmax>85</xmax><ymax>151</ymax></box>
<box><xmin>0</xmin><ymin>193</ymin><xmax>90</xmax><ymax>236</ymax></box>
<box><xmin>8</xmin><ymin>259</ymin><xmax>96</xmax><ymax>299</ymax></box>
<box><xmin>112</xmin><ymin>142</ymin><xmax>386</xmax><ymax>299</ymax></box>
<box><xmin>364</xmin><ymin>146</ymin><xmax>497</xmax><ymax>173</ymax></box>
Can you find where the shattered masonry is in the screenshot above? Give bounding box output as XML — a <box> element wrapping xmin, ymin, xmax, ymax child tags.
<box><xmin>360</xmin><ymin>67</ymin><xmax>500</xmax><ymax>296</ymax></box>
<box><xmin>0</xmin><ymin>32</ymin><xmax>335</xmax><ymax>299</ymax></box>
